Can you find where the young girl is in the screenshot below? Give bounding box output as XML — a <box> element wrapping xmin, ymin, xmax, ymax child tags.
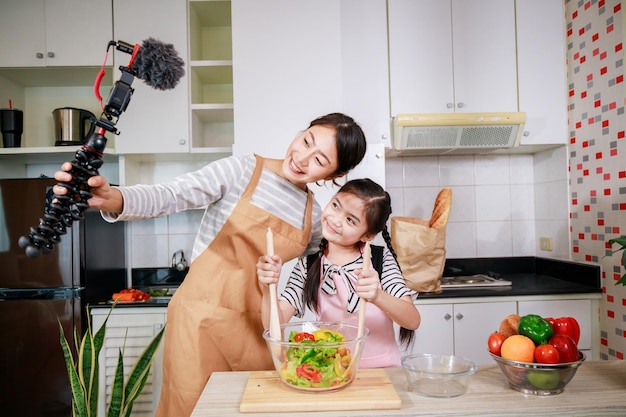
<box><xmin>257</xmin><ymin>178</ymin><xmax>421</xmax><ymax>368</ymax></box>
<box><xmin>53</xmin><ymin>112</ymin><xmax>367</xmax><ymax>417</ymax></box>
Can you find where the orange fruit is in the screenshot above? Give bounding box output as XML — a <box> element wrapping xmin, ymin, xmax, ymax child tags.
<box><xmin>500</xmin><ymin>335</ymin><xmax>535</xmax><ymax>363</ymax></box>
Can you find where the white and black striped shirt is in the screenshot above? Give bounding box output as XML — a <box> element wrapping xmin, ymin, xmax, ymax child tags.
<box><xmin>282</xmin><ymin>247</ymin><xmax>415</xmax><ymax>318</ymax></box>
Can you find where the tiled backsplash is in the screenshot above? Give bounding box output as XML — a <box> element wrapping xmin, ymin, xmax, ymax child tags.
<box><xmin>385</xmin><ymin>147</ymin><xmax>569</xmax><ymax>260</ymax></box>
<box><xmin>127</xmin><ymin>148</ymin><xmax>569</xmax><ymax>267</ymax></box>
<box><xmin>130</xmin><ymin>210</ymin><xmax>203</xmax><ymax>268</ymax></box>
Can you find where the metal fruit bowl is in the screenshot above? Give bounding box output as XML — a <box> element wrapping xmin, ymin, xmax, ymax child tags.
<box><xmin>490</xmin><ymin>351</ymin><xmax>585</xmax><ymax>395</ymax></box>
<box><xmin>262</xmin><ymin>321</ymin><xmax>369</xmax><ymax>392</ymax></box>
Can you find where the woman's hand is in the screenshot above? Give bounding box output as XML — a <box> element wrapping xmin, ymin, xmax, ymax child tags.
<box><xmin>256</xmin><ymin>255</ymin><xmax>282</xmax><ymax>287</ymax></box>
<box><xmin>355</xmin><ymin>268</ymin><xmax>380</xmax><ymax>302</ymax></box>
<box><xmin>53</xmin><ymin>162</ymin><xmax>124</xmax><ymax>213</ymax></box>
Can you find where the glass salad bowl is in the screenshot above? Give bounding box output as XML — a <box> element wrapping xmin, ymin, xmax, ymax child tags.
<box><xmin>262</xmin><ymin>321</ymin><xmax>369</xmax><ymax>392</ymax></box>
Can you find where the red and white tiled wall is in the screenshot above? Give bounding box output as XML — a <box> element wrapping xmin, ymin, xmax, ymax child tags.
<box><xmin>566</xmin><ymin>0</ymin><xmax>626</xmax><ymax>360</ymax></box>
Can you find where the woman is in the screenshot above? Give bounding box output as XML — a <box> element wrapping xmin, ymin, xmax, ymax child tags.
<box><xmin>53</xmin><ymin>112</ymin><xmax>367</xmax><ymax>417</ymax></box>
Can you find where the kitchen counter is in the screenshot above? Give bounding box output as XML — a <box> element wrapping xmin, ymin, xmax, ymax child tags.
<box><xmin>190</xmin><ymin>360</ymin><xmax>626</xmax><ymax>416</ymax></box>
<box><xmin>91</xmin><ymin>257</ymin><xmax>601</xmax><ymax>307</ymax></box>
<box><xmin>421</xmin><ymin>272</ymin><xmax>601</xmax><ymax>299</ymax></box>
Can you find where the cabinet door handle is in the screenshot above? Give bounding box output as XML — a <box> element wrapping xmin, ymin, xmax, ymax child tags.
<box><xmin>47</xmin><ymin>52</ymin><xmax>55</xmax><ymax>58</ymax></box>
<box><xmin>456</xmin><ymin>312</ymin><xmax>464</xmax><ymax>320</ymax></box>
<box><xmin>178</xmin><ymin>139</ymin><xmax>186</xmax><ymax>145</ymax></box>
<box><xmin>444</xmin><ymin>313</ymin><xmax>452</xmax><ymax>321</ymax></box>
<box><xmin>36</xmin><ymin>52</ymin><xmax>44</xmax><ymax>59</ymax></box>
<box><xmin>457</xmin><ymin>102</ymin><xmax>465</xmax><ymax>108</ymax></box>
<box><xmin>446</xmin><ymin>102</ymin><xmax>454</xmax><ymax>109</ymax></box>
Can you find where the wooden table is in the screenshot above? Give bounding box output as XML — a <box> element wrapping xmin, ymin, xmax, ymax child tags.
<box><xmin>191</xmin><ymin>360</ymin><xmax>626</xmax><ymax>416</ymax></box>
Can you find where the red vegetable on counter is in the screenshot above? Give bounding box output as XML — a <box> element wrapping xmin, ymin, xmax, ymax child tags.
<box><xmin>546</xmin><ymin>316</ymin><xmax>580</xmax><ymax>345</ymax></box>
<box><xmin>112</xmin><ymin>288</ymin><xmax>150</xmax><ymax>302</ymax></box>
<box><xmin>549</xmin><ymin>334</ymin><xmax>579</xmax><ymax>363</ymax></box>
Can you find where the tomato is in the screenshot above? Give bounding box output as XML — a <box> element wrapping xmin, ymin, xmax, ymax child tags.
<box><xmin>293</xmin><ymin>332</ymin><xmax>315</xmax><ymax>342</ymax></box>
<box><xmin>546</xmin><ymin>317</ymin><xmax>581</xmax><ymax>345</ymax></box>
<box><xmin>112</xmin><ymin>288</ymin><xmax>150</xmax><ymax>302</ymax></box>
<box><xmin>534</xmin><ymin>344</ymin><xmax>560</xmax><ymax>364</ymax></box>
<box><xmin>548</xmin><ymin>334</ymin><xmax>579</xmax><ymax>363</ymax></box>
<box><xmin>488</xmin><ymin>332</ymin><xmax>507</xmax><ymax>356</ymax></box>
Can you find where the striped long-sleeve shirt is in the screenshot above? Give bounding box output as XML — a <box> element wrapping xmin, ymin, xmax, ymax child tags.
<box><xmin>102</xmin><ymin>155</ymin><xmax>323</xmax><ymax>262</ymax></box>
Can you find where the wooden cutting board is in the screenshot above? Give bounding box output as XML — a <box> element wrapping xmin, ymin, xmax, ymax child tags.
<box><xmin>239</xmin><ymin>368</ymin><xmax>401</xmax><ymax>413</ymax></box>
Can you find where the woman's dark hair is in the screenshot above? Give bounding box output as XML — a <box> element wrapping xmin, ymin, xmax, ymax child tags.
<box><xmin>303</xmin><ymin>178</ymin><xmax>415</xmax><ymax>348</ymax></box>
<box><xmin>308</xmin><ymin>113</ymin><xmax>367</xmax><ymax>180</ymax></box>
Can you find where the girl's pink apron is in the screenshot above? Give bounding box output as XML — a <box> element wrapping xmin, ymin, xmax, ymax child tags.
<box><xmin>316</xmin><ymin>263</ymin><xmax>401</xmax><ymax>368</ymax></box>
<box><xmin>156</xmin><ymin>155</ymin><xmax>313</xmax><ymax>417</ymax></box>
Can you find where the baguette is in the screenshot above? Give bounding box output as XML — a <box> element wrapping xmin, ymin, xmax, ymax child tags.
<box><xmin>429</xmin><ymin>188</ymin><xmax>452</xmax><ymax>229</ymax></box>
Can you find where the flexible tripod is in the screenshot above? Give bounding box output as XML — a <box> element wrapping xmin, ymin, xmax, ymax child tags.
<box><xmin>19</xmin><ymin>41</ymin><xmax>139</xmax><ymax>257</ymax></box>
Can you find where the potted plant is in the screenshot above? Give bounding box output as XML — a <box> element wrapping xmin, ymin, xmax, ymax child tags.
<box><xmin>58</xmin><ymin>304</ymin><xmax>166</xmax><ymax>417</ymax></box>
<box><xmin>608</xmin><ymin>236</ymin><xmax>626</xmax><ymax>286</ymax></box>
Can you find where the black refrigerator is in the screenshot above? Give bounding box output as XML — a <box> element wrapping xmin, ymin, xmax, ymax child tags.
<box><xmin>0</xmin><ymin>178</ymin><xmax>126</xmax><ymax>417</ymax></box>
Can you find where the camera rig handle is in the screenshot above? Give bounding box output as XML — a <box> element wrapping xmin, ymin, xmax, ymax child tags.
<box><xmin>19</xmin><ymin>41</ymin><xmax>138</xmax><ymax>258</ymax></box>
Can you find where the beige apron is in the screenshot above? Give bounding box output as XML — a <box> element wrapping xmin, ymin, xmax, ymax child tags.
<box><xmin>156</xmin><ymin>155</ymin><xmax>313</xmax><ymax>417</ymax></box>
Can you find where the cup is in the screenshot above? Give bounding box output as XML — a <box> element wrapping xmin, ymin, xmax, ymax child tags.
<box><xmin>1</xmin><ymin>109</ymin><xmax>24</xmax><ymax>148</ymax></box>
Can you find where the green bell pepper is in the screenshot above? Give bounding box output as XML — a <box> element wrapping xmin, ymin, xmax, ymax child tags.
<box><xmin>518</xmin><ymin>314</ymin><xmax>553</xmax><ymax>345</ymax></box>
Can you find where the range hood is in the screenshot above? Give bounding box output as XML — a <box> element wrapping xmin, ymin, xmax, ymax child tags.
<box><xmin>388</xmin><ymin>112</ymin><xmax>526</xmax><ymax>156</ymax></box>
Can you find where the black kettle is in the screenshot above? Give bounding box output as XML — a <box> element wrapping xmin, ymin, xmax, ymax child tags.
<box><xmin>52</xmin><ymin>107</ymin><xmax>96</xmax><ymax>146</ymax></box>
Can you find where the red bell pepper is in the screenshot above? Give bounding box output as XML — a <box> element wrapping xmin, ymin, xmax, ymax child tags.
<box><xmin>546</xmin><ymin>316</ymin><xmax>580</xmax><ymax>345</ymax></box>
<box><xmin>295</xmin><ymin>364</ymin><xmax>322</xmax><ymax>383</ymax></box>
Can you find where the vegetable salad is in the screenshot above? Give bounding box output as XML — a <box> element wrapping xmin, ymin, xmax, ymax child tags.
<box><xmin>280</xmin><ymin>329</ymin><xmax>353</xmax><ymax>389</ymax></box>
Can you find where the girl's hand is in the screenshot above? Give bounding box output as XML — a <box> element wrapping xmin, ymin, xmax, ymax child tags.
<box><xmin>256</xmin><ymin>255</ymin><xmax>282</xmax><ymax>287</ymax></box>
<box><xmin>355</xmin><ymin>268</ymin><xmax>380</xmax><ymax>302</ymax></box>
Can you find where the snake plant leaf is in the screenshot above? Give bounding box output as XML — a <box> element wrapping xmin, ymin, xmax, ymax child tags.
<box><xmin>107</xmin><ymin>349</ymin><xmax>126</xmax><ymax>417</ymax></box>
<box><xmin>78</xmin><ymin>323</ymin><xmax>96</xmax><ymax>416</ymax></box>
<box><xmin>123</xmin><ymin>325</ymin><xmax>166</xmax><ymax>410</ymax></box>
<box><xmin>60</xmin><ymin>302</ymin><xmax>165</xmax><ymax>417</ymax></box>
<box><xmin>58</xmin><ymin>320</ymin><xmax>88</xmax><ymax>417</ymax></box>
<box><xmin>123</xmin><ymin>371</ymin><xmax>151</xmax><ymax>417</ymax></box>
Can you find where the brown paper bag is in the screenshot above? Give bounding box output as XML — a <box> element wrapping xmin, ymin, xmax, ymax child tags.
<box><xmin>391</xmin><ymin>216</ymin><xmax>446</xmax><ymax>293</ymax></box>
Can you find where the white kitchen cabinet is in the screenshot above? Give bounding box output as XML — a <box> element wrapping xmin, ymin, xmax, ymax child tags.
<box><xmin>112</xmin><ymin>0</ymin><xmax>190</xmax><ymax>154</ymax></box>
<box><xmin>0</xmin><ymin>0</ymin><xmax>113</xmax><ymax>67</ymax></box>
<box><xmin>189</xmin><ymin>0</ymin><xmax>234</xmax><ymax>153</ymax></box>
<box><xmin>231</xmin><ymin>0</ymin><xmax>343</xmax><ymax>158</ymax></box>
<box><xmin>231</xmin><ymin>0</ymin><xmax>388</xmax><ymax>176</ymax></box>
<box><xmin>518</xmin><ymin>299</ymin><xmax>593</xmax><ymax>352</ymax></box>
<box><xmin>388</xmin><ymin>0</ymin><xmax>518</xmax><ymax>115</ymax></box>
<box><xmin>406</xmin><ymin>301</ymin><xmax>516</xmax><ymax>365</ymax></box>
<box><xmin>516</xmin><ymin>0</ymin><xmax>568</xmax><ymax>146</ymax></box>
<box><xmin>92</xmin><ymin>307</ymin><xmax>166</xmax><ymax>417</ymax></box>
<box><xmin>339</xmin><ymin>0</ymin><xmax>391</xmax><ymax>148</ymax></box>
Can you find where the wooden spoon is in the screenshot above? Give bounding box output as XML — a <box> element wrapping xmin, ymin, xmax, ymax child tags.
<box><xmin>357</xmin><ymin>241</ymin><xmax>371</xmax><ymax>339</ymax></box>
<box><xmin>344</xmin><ymin>241</ymin><xmax>371</xmax><ymax>377</ymax></box>
<box><xmin>266</xmin><ymin>228</ymin><xmax>281</xmax><ymax>343</ymax></box>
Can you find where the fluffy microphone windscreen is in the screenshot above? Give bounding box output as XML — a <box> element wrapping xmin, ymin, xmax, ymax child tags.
<box><xmin>132</xmin><ymin>37</ymin><xmax>185</xmax><ymax>90</ymax></box>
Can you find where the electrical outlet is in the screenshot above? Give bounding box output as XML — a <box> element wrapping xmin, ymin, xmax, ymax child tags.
<box><xmin>539</xmin><ymin>237</ymin><xmax>553</xmax><ymax>251</ymax></box>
